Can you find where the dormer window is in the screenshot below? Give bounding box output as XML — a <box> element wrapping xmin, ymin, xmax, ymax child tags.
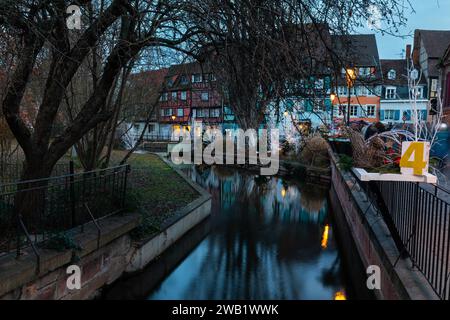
<box><xmin>388</xmin><ymin>69</ymin><xmax>396</xmax><ymax>80</ymax></box>
<box><xmin>180</xmin><ymin>75</ymin><xmax>188</xmax><ymax>85</ymax></box>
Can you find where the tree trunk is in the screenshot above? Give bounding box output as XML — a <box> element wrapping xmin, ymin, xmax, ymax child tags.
<box><xmin>14</xmin><ymin>157</ymin><xmax>53</xmax><ymax>232</ymax></box>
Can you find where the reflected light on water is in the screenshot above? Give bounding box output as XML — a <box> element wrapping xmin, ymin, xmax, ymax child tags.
<box><xmin>281</xmin><ymin>187</ymin><xmax>287</xmax><ymax>198</ymax></box>
<box><xmin>321</xmin><ymin>225</ymin><xmax>330</xmax><ymax>249</ymax></box>
<box><xmin>334</xmin><ymin>291</ymin><xmax>347</xmax><ymax>300</ymax></box>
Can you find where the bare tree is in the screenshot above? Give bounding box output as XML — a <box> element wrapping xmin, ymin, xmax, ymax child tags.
<box><xmin>0</xmin><ymin>0</ymin><xmax>202</xmax><ymax>217</ymax></box>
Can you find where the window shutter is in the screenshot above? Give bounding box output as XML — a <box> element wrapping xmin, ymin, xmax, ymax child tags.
<box><xmin>394</xmin><ymin>110</ymin><xmax>400</xmax><ymax>121</ymax></box>
<box><xmin>305</xmin><ymin>100</ymin><xmax>313</xmax><ymax>112</ymax></box>
<box><xmin>324</xmin><ymin>99</ymin><xmax>332</xmax><ymax>112</ymax></box>
<box><xmin>324</xmin><ymin>76</ymin><xmax>331</xmax><ymax>90</ymax></box>
<box><xmin>380</xmin><ymin>110</ymin><xmax>385</xmax><ymax>120</ymax></box>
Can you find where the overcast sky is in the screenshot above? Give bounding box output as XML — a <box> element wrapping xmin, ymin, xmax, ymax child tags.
<box><xmin>361</xmin><ymin>0</ymin><xmax>450</xmax><ymax>59</ymax></box>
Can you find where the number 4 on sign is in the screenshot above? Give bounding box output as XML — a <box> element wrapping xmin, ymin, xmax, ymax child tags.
<box><xmin>400</xmin><ymin>142</ymin><xmax>430</xmax><ymax>176</ymax></box>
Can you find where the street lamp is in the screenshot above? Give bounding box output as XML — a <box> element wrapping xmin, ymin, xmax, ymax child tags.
<box><xmin>345</xmin><ymin>68</ymin><xmax>357</xmax><ymax>126</ymax></box>
<box><xmin>171</xmin><ymin>115</ymin><xmax>176</xmax><ymax>121</ymax></box>
<box><xmin>330</xmin><ymin>92</ymin><xmax>336</xmax><ymax>102</ymax></box>
<box><xmin>330</xmin><ymin>92</ymin><xmax>336</xmax><ymax>126</ymax></box>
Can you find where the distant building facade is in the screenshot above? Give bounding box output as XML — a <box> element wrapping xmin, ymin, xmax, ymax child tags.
<box><xmin>379</xmin><ymin>57</ymin><xmax>428</xmax><ymax>124</ymax></box>
<box><xmin>332</xmin><ymin>34</ymin><xmax>382</xmax><ymax>124</ymax></box>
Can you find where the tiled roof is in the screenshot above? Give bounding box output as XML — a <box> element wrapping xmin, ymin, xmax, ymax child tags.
<box><xmin>332</xmin><ymin>34</ymin><xmax>380</xmax><ymax>69</ymax></box>
<box><xmin>417</xmin><ymin>30</ymin><xmax>450</xmax><ymax>58</ymax></box>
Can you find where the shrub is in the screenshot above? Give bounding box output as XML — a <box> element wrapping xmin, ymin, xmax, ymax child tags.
<box><xmin>300</xmin><ymin>134</ymin><xmax>329</xmax><ymax>166</ymax></box>
<box><xmin>338</xmin><ymin>154</ymin><xmax>354</xmax><ymax>171</ymax></box>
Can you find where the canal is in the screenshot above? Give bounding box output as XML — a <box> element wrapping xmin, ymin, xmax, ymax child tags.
<box><xmin>103</xmin><ymin>165</ymin><xmax>360</xmax><ymax>300</ymax></box>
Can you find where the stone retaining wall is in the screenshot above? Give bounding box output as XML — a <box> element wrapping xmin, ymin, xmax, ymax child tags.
<box><xmin>0</xmin><ymin>163</ymin><xmax>211</xmax><ymax>300</ymax></box>
<box><xmin>329</xmin><ymin>150</ymin><xmax>438</xmax><ymax>300</ymax></box>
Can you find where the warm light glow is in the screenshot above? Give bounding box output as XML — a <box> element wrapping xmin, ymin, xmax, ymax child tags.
<box><xmin>321</xmin><ymin>225</ymin><xmax>330</xmax><ymax>249</ymax></box>
<box><xmin>171</xmin><ymin>115</ymin><xmax>176</xmax><ymax>120</ymax></box>
<box><xmin>283</xmin><ymin>111</ymin><xmax>289</xmax><ymax>117</ymax></box>
<box><xmin>281</xmin><ymin>187</ymin><xmax>287</xmax><ymax>198</ymax></box>
<box><xmin>334</xmin><ymin>291</ymin><xmax>346</xmax><ymax>300</ymax></box>
<box><xmin>330</xmin><ymin>93</ymin><xmax>336</xmax><ymax>102</ymax></box>
<box><xmin>346</xmin><ymin>68</ymin><xmax>357</xmax><ymax>88</ymax></box>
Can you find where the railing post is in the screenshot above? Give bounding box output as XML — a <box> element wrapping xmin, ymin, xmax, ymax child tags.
<box><xmin>411</xmin><ymin>182</ymin><xmax>420</xmax><ymax>268</ymax></box>
<box><xmin>16</xmin><ymin>211</ymin><xmax>21</xmax><ymax>258</ymax></box>
<box><xmin>122</xmin><ymin>165</ymin><xmax>130</xmax><ymax>209</ymax></box>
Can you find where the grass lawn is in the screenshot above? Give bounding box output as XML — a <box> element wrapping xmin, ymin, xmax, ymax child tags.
<box><xmin>111</xmin><ymin>151</ymin><xmax>199</xmax><ymax>238</ymax></box>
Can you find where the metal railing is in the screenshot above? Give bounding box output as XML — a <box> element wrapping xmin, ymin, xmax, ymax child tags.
<box><xmin>135</xmin><ymin>133</ymin><xmax>181</xmax><ymax>142</ymax></box>
<box><xmin>369</xmin><ymin>180</ymin><xmax>450</xmax><ymax>300</ymax></box>
<box><xmin>0</xmin><ymin>165</ymin><xmax>130</xmax><ymax>262</ymax></box>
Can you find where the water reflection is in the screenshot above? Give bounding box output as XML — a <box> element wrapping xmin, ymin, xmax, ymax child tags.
<box><xmin>145</xmin><ymin>165</ymin><xmax>350</xmax><ymax>300</ymax></box>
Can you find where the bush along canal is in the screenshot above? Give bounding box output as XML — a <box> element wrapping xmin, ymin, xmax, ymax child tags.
<box><xmin>103</xmin><ymin>165</ymin><xmax>366</xmax><ymax>300</ymax></box>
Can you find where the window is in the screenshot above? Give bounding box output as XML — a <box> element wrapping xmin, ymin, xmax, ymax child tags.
<box><xmin>180</xmin><ymin>75</ymin><xmax>188</xmax><ymax>85</ymax></box>
<box><xmin>210</xmin><ymin>108</ymin><xmax>220</xmax><ymax>118</ymax></box>
<box><xmin>314</xmin><ymin>100</ymin><xmax>326</xmax><ymax>112</ymax></box>
<box><xmin>359</xmin><ymin>67</ymin><xmax>371</xmax><ymax>76</ymax></box>
<box><xmin>388</xmin><ymin>69</ymin><xmax>396</xmax><ymax>80</ymax></box>
<box><xmin>177</xmin><ymin>108</ymin><xmax>184</xmax><ymax>117</ymax></box>
<box><xmin>192</xmin><ymin>74</ymin><xmax>202</xmax><ymax>83</ymax></box>
<box><xmin>338</xmin><ymin>86</ymin><xmax>347</xmax><ymax>95</ymax></box>
<box><xmin>350</xmin><ymin>105</ymin><xmax>358</xmax><ymax>117</ymax></box>
<box><xmin>314</xmin><ymin>79</ymin><xmax>324</xmax><ymax>89</ymax></box>
<box><xmin>160</xmin><ymin>109</ymin><xmax>164</xmax><ymax>117</ymax></box>
<box><xmin>410</xmin><ymin>87</ymin><xmax>423</xmax><ymax>99</ymax></box>
<box><xmin>180</xmin><ymin>91</ymin><xmax>187</xmax><ymax>100</ymax></box>
<box><xmin>386</xmin><ymin>87</ymin><xmax>396</xmax><ymax>99</ymax></box>
<box><xmin>360</xmin><ymin>86</ymin><xmax>368</xmax><ymax>96</ymax></box>
<box><xmin>384</xmin><ymin>110</ymin><xmax>396</xmax><ymax>120</ymax></box>
<box><xmin>160</xmin><ymin>92</ymin><xmax>168</xmax><ymax>101</ymax></box>
<box><xmin>365</xmin><ymin>105</ymin><xmax>376</xmax><ymax>118</ymax></box>
<box><xmin>171</xmin><ymin>92</ymin><xmax>177</xmax><ymax>101</ymax></box>
<box><xmin>210</xmin><ymin>74</ymin><xmax>216</xmax><ymax>81</ymax></box>
<box><xmin>164</xmin><ymin>108</ymin><xmax>172</xmax><ymax>116</ymax></box>
<box><xmin>338</xmin><ymin>105</ymin><xmax>347</xmax><ymax>116</ymax></box>
<box><xmin>148</xmin><ymin>124</ymin><xmax>155</xmax><ymax>133</ymax></box>
<box><xmin>201</xmin><ymin>92</ymin><xmax>209</xmax><ymax>101</ymax></box>
<box><xmin>196</xmin><ymin>109</ymin><xmax>209</xmax><ymax>118</ymax></box>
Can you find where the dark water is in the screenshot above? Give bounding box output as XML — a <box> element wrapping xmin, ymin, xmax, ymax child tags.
<box><xmin>104</xmin><ymin>166</ymin><xmax>354</xmax><ymax>300</ymax></box>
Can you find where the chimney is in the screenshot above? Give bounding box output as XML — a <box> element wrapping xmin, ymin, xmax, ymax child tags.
<box><xmin>406</xmin><ymin>45</ymin><xmax>412</xmax><ymax>60</ymax></box>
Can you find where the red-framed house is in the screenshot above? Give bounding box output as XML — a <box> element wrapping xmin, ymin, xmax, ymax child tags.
<box><xmin>158</xmin><ymin>62</ymin><xmax>224</xmax><ymax>137</ymax></box>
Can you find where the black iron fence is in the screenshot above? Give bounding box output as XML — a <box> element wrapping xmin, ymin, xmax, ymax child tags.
<box><xmin>351</xmin><ymin>174</ymin><xmax>450</xmax><ymax>300</ymax></box>
<box><xmin>374</xmin><ymin>181</ymin><xmax>450</xmax><ymax>300</ymax></box>
<box><xmin>0</xmin><ymin>165</ymin><xmax>130</xmax><ymax>262</ymax></box>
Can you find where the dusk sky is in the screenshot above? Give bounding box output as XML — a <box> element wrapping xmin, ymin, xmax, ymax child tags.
<box><xmin>362</xmin><ymin>0</ymin><xmax>450</xmax><ymax>59</ymax></box>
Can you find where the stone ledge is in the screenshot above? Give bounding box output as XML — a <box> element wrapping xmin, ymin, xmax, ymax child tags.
<box><xmin>0</xmin><ymin>212</ymin><xmax>141</xmax><ymax>298</ymax></box>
